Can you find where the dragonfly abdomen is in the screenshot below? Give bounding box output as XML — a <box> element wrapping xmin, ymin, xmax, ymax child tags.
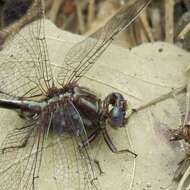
<box><xmin>0</xmin><ymin>98</ymin><xmax>46</xmax><ymax>113</ymax></box>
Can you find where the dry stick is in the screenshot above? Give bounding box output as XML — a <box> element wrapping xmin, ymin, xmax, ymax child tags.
<box><xmin>45</xmin><ymin>0</ymin><xmax>53</xmax><ymax>8</ymax></box>
<box><xmin>63</xmin><ymin>0</ymin><xmax>88</xmax><ymax>30</ymax></box>
<box><xmin>62</xmin><ymin>12</ymin><xmax>76</xmax><ymax>30</ymax></box>
<box><xmin>128</xmin><ymin>85</ymin><xmax>186</xmax><ymax>119</ymax></box>
<box><xmin>183</xmin><ymin>0</ymin><xmax>190</xmax><ymax>10</ymax></box>
<box><xmin>174</xmin><ymin>158</ymin><xmax>190</xmax><ymax>182</ymax></box>
<box><xmin>150</xmin><ymin>7</ymin><xmax>162</xmax><ymax>41</ymax></box>
<box><xmin>0</xmin><ymin>0</ymin><xmax>40</xmax><ymax>43</ymax></box>
<box><xmin>186</xmin><ymin>183</ymin><xmax>190</xmax><ymax>190</ymax></box>
<box><xmin>75</xmin><ymin>0</ymin><xmax>86</xmax><ymax>33</ymax></box>
<box><xmin>134</xmin><ymin>19</ymin><xmax>143</xmax><ymax>44</ymax></box>
<box><xmin>177</xmin><ymin>164</ymin><xmax>190</xmax><ymax>190</ymax></box>
<box><xmin>177</xmin><ymin>23</ymin><xmax>190</xmax><ymax>40</ymax></box>
<box><xmin>123</xmin><ymin>25</ymin><xmax>136</xmax><ymax>48</ymax></box>
<box><xmin>182</xmin><ymin>93</ymin><xmax>190</xmax><ymax>129</ymax></box>
<box><xmin>87</xmin><ymin>0</ymin><xmax>95</xmax><ymax>29</ymax></box>
<box><xmin>164</xmin><ymin>0</ymin><xmax>174</xmax><ymax>43</ymax></box>
<box><xmin>48</xmin><ymin>0</ymin><xmax>64</xmax><ymax>23</ymax></box>
<box><xmin>139</xmin><ymin>12</ymin><xmax>154</xmax><ymax>42</ymax></box>
<box><xmin>183</xmin><ymin>68</ymin><xmax>190</xmax><ymax>127</ymax></box>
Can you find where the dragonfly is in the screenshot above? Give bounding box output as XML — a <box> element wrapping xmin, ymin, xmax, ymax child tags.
<box><xmin>0</xmin><ymin>0</ymin><xmax>151</xmax><ymax>189</ymax></box>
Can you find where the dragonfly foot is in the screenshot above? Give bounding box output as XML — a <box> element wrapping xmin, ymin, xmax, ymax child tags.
<box><xmin>94</xmin><ymin>159</ymin><xmax>104</xmax><ymax>175</ymax></box>
<box><xmin>116</xmin><ymin>149</ymin><xmax>137</xmax><ymax>157</ymax></box>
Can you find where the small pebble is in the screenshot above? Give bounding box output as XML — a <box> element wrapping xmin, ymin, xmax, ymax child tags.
<box><xmin>146</xmin><ymin>183</ymin><xmax>151</xmax><ymax>188</ymax></box>
<box><xmin>158</xmin><ymin>48</ymin><xmax>163</xmax><ymax>52</ymax></box>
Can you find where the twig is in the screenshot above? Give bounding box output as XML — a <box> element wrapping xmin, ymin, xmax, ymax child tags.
<box><xmin>183</xmin><ymin>0</ymin><xmax>190</xmax><ymax>10</ymax></box>
<box><xmin>174</xmin><ymin>157</ymin><xmax>190</xmax><ymax>182</ymax></box>
<box><xmin>48</xmin><ymin>0</ymin><xmax>64</xmax><ymax>23</ymax></box>
<box><xmin>165</xmin><ymin>0</ymin><xmax>174</xmax><ymax>43</ymax></box>
<box><xmin>186</xmin><ymin>183</ymin><xmax>190</xmax><ymax>190</ymax></box>
<box><xmin>75</xmin><ymin>0</ymin><xmax>85</xmax><ymax>33</ymax></box>
<box><xmin>0</xmin><ymin>0</ymin><xmax>41</xmax><ymax>44</ymax></box>
<box><xmin>177</xmin><ymin>23</ymin><xmax>190</xmax><ymax>40</ymax></box>
<box><xmin>134</xmin><ymin>19</ymin><xmax>143</xmax><ymax>44</ymax></box>
<box><xmin>137</xmin><ymin>86</ymin><xmax>185</xmax><ymax>111</ymax></box>
<box><xmin>139</xmin><ymin>12</ymin><xmax>154</xmax><ymax>42</ymax></box>
<box><xmin>150</xmin><ymin>7</ymin><xmax>162</xmax><ymax>41</ymax></box>
<box><xmin>63</xmin><ymin>0</ymin><xmax>88</xmax><ymax>30</ymax></box>
<box><xmin>127</xmin><ymin>85</ymin><xmax>186</xmax><ymax>120</ymax></box>
<box><xmin>177</xmin><ymin>164</ymin><xmax>190</xmax><ymax>190</ymax></box>
<box><xmin>87</xmin><ymin>0</ymin><xmax>95</xmax><ymax>29</ymax></box>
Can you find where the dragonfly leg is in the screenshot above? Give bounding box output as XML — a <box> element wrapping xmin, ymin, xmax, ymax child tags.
<box><xmin>16</xmin><ymin>109</ymin><xmax>36</xmax><ymax>120</ymax></box>
<box><xmin>94</xmin><ymin>159</ymin><xmax>104</xmax><ymax>175</ymax></box>
<box><xmin>102</xmin><ymin>128</ymin><xmax>137</xmax><ymax>157</ymax></box>
<box><xmin>80</xmin><ymin>128</ymin><xmax>100</xmax><ymax>149</ymax></box>
<box><xmin>15</xmin><ymin>122</ymin><xmax>36</xmax><ymax>130</ymax></box>
<box><xmin>79</xmin><ymin>128</ymin><xmax>104</xmax><ymax>175</ymax></box>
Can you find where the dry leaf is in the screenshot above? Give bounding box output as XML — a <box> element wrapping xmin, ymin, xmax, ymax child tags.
<box><xmin>0</xmin><ymin>20</ymin><xmax>190</xmax><ymax>190</ymax></box>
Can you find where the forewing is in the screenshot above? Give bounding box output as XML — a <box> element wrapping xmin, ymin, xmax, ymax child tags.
<box><xmin>52</xmin><ymin>101</ymin><xmax>100</xmax><ymax>190</ymax></box>
<box><xmin>57</xmin><ymin>0</ymin><xmax>151</xmax><ymax>85</ymax></box>
<box><xmin>0</xmin><ymin>118</ymin><xmax>46</xmax><ymax>190</ymax></box>
<box><xmin>0</xmin><ymin>0</ymin><xmax>54</xmax><ymax>99</ymax></box>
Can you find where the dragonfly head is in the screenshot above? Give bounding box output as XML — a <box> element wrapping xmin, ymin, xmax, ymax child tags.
<box><xmin>104</xmin><ymin>93</ymin><xmax>127</xmax><ymax>129</ymax></box>
<box><xmin>108</xmin><ymin>106</ymin><xmax>125</xmax><ymax>128</ymax></box>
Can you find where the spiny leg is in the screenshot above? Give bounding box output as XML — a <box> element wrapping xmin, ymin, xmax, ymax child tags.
<box><xmin>93</xmin><ymin>159</ymin><xmax>104</xmax><ymax>175</ymax></box>
<box><xmin>79</xmin><ymin>128</ymin><xmax>100</xmax><ymax>149</ymax></box>
<box><xmin>79</xmin><ymin>128</ymin><xmax>104</xmax><ymax>175</ymax></box>
<box><xmin>102</xmin><ymin>128</ymin><xmax>137</xmax><ymax>157</ymax></box>
<box><xmin>16</xmin><ymin>109</ymin><xmax>37</xmax><ymax>120</ymax></box>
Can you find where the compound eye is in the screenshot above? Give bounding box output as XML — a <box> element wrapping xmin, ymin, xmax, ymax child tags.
<box><xmin>108</xmin><ymin>107</ymin><xmax>124</xmax><ymax>128</ymax></box>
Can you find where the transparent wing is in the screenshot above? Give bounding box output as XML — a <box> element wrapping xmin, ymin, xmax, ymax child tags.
<box><xmin>52</xmin><ymin>101</ymin><xmax>100</xmax><ymax>190</ymax></box>
<box><xmin>0</xmin><ymin>118</ymin><xmax>46</xmax><ymax>190</ymax></box>
<box><xmin>57</xmin><ymin>0</ymin><xmax>151</xmax><ymax>85</ymax></box>
<box><xmin>0</xmin><ymin>0</ymin><xmax>54</xmax><ymax>99</ymax></box>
